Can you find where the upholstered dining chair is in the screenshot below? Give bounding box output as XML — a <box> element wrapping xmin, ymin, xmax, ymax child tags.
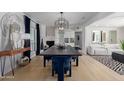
<box><xmin>72</xmin><ymin>47</ymin><xmax>81</xmax><ymax>66</ymax></box>
<box><xmin>43</xmin><ymin>41</ymin><xmax>55</xmax><ymax>67</ymax></box>
<box><xmin>43</xmin><ymin>47</ymin><xmax>52</xmax><ymax>67</ymax></box>
<box><xmin>51</xmin><ymin>56</ymin><xmax>72</xmax><ymax>77</ymax></box>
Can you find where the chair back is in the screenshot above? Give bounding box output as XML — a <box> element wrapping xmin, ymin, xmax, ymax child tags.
<box><xmin>52</xmin><ymin>56</ymin><xmax>72</xmax><ymax>73</ymax></box>
<box><xmin>52</xmin><ymin>56</ymin><xmax>72</xmax><ymax>63</ymax></box>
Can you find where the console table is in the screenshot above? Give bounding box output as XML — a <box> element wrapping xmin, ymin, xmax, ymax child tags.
<box><xmin>112</xmin><ymin>51</ymin><xmax>124</xmax><ymax>63</ymax></box>
<box><xmin>0</xmin><ymin>48</ymin><xmax>30</xmax><ymax>76</ymax></box>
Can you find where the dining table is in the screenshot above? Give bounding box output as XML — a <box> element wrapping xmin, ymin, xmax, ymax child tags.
<box><xmin>40</xmin><ymin>45</ymin><xmax>82</xmax><ymax>81</ymax></box>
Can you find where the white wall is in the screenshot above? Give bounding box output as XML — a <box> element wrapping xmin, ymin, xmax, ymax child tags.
<box><xmin>55</xmin><ymin>29</ymin><xmax>75</xmax><ymax>46</ymax></box>
<box><xmin>117</xmin><ymin>26</ymin><xmax>124</xmax><ymax>43</ymax></box>
<box><xmin>64</xmin><ymin>29</ymin><xmax>75</xmax><ymax>46</ymax></box>
<box><xmin>0</xmin><ymin>12</ymin><xmax>38</xmax><ymax>76</ymax></box>
<box><xmin>85</xmin><ymin>26</ymin><xmax>118</xmax><ymax>53</ymax></box>
<box><xmin>71</xmin><ymin>25</ymin><xmax>85</xmax><ymax>53</ymax></box>
<box><xmin>0</xmin><ymin>12</ymin><xmax>26</xmax><ymax>76</ymax></box>
<box><xmin>40</xmin><ymin>25</ymin><xmax>56</xmax><ymax>46</ymax></box>
<box><xmin>85</xmin><ymin>12</ymin><xmax>113</xmax><ymax>26</ymax></box>
<box><xmin>46</xmin><ymin>26</ymin><xmax>55</xmax><ymax>41</ymax></box>
<box><xmin>81</xmin><ymin>26</ymin><xmax>85</xmax><ymax>54</ymax></box>
<box><xmin>84</xmin><ymin>26</ymin><xmax>124</xmax><ymax>53</ymax></box>
<box><xmin>55</xmin><ymin>29</ymin><xmax>59</xmax><ymax>44</ymax></box>
<box><xmin>0</xmin><ymin>12</ymin><xmax>7</xmax><ymax>51</ymax></box>
<box><xmin>40</xmin><ymin>24</ymin><xmax>46</xmax><ymax>45</ymax></box>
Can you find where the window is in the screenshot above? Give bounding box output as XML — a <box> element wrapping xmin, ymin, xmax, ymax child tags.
<box><xmin>30</xmin><ymin>27</ymin><xmax>37</xmax><ymax>51</ymax></box>
<box><xmin>70</xmin><ymin>38</ymin><xmax>74</xmax><ymax>43</ymax></box>
<box><xmin>64</xmin><ymin>38</ymin><xmax>69</xmax><ymax>43</ymax></box>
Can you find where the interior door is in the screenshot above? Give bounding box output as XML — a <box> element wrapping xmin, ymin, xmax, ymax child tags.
<box><xmin>75</xmin><ymin>32</ymin><xmax>82</xmax><ymax>48</ymax></box>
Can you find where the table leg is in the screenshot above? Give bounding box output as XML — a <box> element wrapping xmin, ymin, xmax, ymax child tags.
<box><xmin>43</xmin><ymin>56</ymin><xmax>46</xmax><ymax>67</ymax></box>
<box><xmin>2</xmin><ymin>57</ymin><xmax>6</xmax><ymax>76</ymax></box>
<box><xmin>58</xmin><ymin>61</ymin><xmax>64</xmax><ymax>81</ymax></box>
<box><xmin>52</xmin><ymin>62</ymin><xmax>54</xmax><ymax>76</ymax></box>
<box><xmin>0</xmin><ymin>57</ymin><xmax>6</xmax><ymax>76</ymax></box>
<box><xmin>13</xmin><ymin>56</ymin><xmax>16</xmax><ymax>68</ymax></box>
<box><xmin>69</xmin><ymin>61</ymin><xmax>72</xmax><ymax>77</ymax></box>
<box><xmin>76</xmin><ymin>56</ymin><xmax>79</xmax><ymax>66</ymax></box>
<box><xmin>9</xmin><ymin>56</ymin><xmax>14</xmax><ymax>76</ymax></box>
<box><xmin>0</xmin><ymin>57</ymin><xmax>2</xmax><ymax>76</ymax></box>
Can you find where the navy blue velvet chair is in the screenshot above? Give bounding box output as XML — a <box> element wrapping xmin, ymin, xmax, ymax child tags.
<box><xmin>51</xmin><ymin>56</ymin><xmax>72</xmax><ymax>77</ymax></box>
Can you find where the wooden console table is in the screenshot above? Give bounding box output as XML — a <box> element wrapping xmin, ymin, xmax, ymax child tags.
<box><xmin>0</xmin><ymin>48</ymin><xmax>30</xmax><ymax>76</ymax></box>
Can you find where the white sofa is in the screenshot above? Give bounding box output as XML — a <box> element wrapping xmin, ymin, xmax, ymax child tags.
<box><xmin>87</xmin><ymin>44</ymin><xmax>123</xmax><ymax>56</ymax></box>
<box><xmin>87</xmin><ymin>44</ymin><xmax>108</xmax><ymax>55</ymax></box>
<box><xmin>104</xmin><ymin>44</ymin><xmax>123</xmax><ymax>55</ymax></box>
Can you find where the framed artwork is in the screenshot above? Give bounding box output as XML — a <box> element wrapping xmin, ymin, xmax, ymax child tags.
<box><xmin>102</xmin><ymin>32</ymin><xmax>106</xmax><ymax>42</ymax></box>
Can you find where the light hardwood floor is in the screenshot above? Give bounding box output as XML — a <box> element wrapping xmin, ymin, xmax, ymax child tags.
<box><xmin>1</xmin><ymin>55</ymin><xmax>124</xmax><ymax>81</ymax></box>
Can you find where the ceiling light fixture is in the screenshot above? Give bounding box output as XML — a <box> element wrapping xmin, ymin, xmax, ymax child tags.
<box><xmin>54</xmin><ymin>12</ymin><xmax>69</xmax><ymax>31</ymax></box>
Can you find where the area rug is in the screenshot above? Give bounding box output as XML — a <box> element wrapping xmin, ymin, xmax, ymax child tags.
<box><xmin>91</xmin><ymin>55</ymin><xmax>124</xmax><ymax>75</ymax></box>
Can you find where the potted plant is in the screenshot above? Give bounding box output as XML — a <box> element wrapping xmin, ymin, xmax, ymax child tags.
<box><xmin>120</xmin><ymin>40</ymin><xmax>124</xmax><ymax>51</ymax></box>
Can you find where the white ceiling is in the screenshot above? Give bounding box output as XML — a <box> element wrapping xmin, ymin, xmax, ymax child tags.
<box><xmin>89</xmin><ymin>12</ymin><xmax>124</xmax><ymax>27</ymax></box>
<box><xmin>25</xmin><ymin>12</ymin><xmax>97</xmax><ymax>26</ymax></box>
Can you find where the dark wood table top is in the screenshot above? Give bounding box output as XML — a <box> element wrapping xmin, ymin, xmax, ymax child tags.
<box><xmin>40</xmin><ymin>46</ymin><xmax>82</xmax><ymax>56</ymax></box>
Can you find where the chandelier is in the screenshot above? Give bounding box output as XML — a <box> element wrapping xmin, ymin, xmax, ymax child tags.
<box><xmin>55</xmin><ymin>12</ymin><xmax>69</xmax><ymax>31</ymax></box>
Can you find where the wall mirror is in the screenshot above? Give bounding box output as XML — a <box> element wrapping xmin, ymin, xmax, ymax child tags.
<box><xmin>92</xmin><ymin>30</ymin><xmax>101</xmax><ymax>43</ymax></box>
<box><xmin>92</xmin><ymin>30</ymin><xmax>117</xmax><ymax>44</ymax></box>
<box><xmin>108</xmin><ymin>30</ymin><xmax>117</xmax><ymax>44</ymax></box>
